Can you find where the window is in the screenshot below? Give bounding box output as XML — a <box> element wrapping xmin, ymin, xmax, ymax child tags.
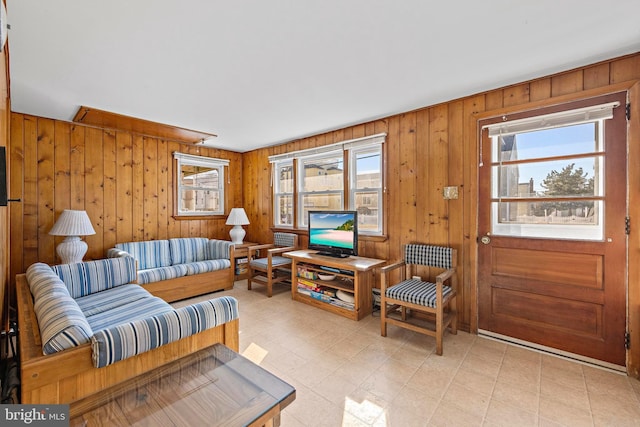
<box><xmin>482</xmin><ymin>101</ymin><xmax>618</xmax><ymax>240</ymax></box>
<box><xmin>274</xmin><ymin>161</ymin><xmax>294</xmax><ymax>226</ymax></box>
<box><xmin>298</xmin><ymin>151</ymin><xmax>344</xmax><ymax>227</ymax></box>
<box><xmin>270</xmin><ymin>133</ymin><xmax>385</xmax><ymax>235</ymax></box>
<box><xmin>350</xmin><ymin>145</ymin><xmax>382</xmax><ymax>233</ymax></box>
<box><xmin>174</xmin><ymin>152</ymin><xmax>228</xmax><ymax>216</ymax></box>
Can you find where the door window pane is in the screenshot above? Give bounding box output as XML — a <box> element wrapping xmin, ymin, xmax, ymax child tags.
<box><xmin>490</xmin><ymin>120</ymin><xmax>605</xmax><ymax>240</ymax></box>
<box><xmin>492</xmin><ymin>158</ymin><xmax>602</xmax><ymax>198</ymax></box>
<box><xmin>494</xmin><ymin>122</ymin><xmax>600</xmax><ymax>161</ymax></box>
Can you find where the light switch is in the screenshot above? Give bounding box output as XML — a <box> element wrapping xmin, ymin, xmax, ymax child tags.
<box><xmin>443</xmin><ymin>186</ymin><xmax>458</xmax><ymax>199</ymax></box>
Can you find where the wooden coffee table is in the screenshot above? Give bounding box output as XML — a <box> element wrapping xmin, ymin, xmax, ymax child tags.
<box><xmin>70</xmin><ymin>344</ymin><xmax>296</xmax><ymax>427</ymax></box>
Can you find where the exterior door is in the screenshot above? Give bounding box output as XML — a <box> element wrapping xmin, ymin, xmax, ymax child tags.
<box><xmin>478</xmin><ymin>92</ymin><xmax>627</xmax><ymax>366</ymax></box>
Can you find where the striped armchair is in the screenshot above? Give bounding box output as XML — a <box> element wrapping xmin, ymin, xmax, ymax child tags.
<box><xmin>380</xmin><ymin>244</ymin><xmax>458</xmax><ymax>355</ymax></box>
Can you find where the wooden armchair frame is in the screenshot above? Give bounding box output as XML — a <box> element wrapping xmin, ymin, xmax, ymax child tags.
<box><xmin>247</xmin><ymin>233</ymin><xmax>298</xmax><ymax>297</ymax></box>
<box><xmin>380</xmin><ymin>245</ymin><xmax>458</xmax><ymax>355</ymax></box>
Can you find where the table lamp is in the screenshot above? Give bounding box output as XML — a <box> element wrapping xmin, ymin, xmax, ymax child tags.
<box><xmin>226</xmin><ymin>208</ymin><xmax>250</xmax><ymax>244</ymax></box>
<box><xmin>49</xmin><ymin>209</ymin><xmax>96</xmax><ymax>264</ymax></box>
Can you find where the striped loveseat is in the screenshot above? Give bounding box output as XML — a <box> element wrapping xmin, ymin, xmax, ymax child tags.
<box><xmin>16</xmin><ymin>256</ymin><xmax>240</xmax><ymax>406</ymax></box>
<box><xmin>107</xmin><ymin>237</ymin><xmax>236</xmax><ymax>302</ymax></box>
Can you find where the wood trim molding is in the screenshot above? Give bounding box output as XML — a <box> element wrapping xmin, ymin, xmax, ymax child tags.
<box><xmin>73</xmin><ymin>106</ymin><xmax>216</xmax><ymax>144</ymax></box>
<box><xmin>472</xmin><ymin>80</ymin><xmax>637</xmax><ymax>122</ymax></box>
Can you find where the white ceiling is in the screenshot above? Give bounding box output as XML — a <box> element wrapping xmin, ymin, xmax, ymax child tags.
<box><xmin>6</xmin><ymin>1</ymin><xmax>640</xmax><ymax>152</ymax></box>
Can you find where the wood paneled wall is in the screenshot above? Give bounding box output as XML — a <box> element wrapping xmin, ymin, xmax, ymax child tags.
<box><xmin>243</xmin><ymin>52</ymin><xmax>640</xmax><ymax>375</ymax></box>
<box><xmin>6</xmin><ymin>52</ymin><xmax>640</xmax><ymax>375</ymax></box>
<box><xmin>8</xmin><ymin>116</ymin><xmax>243</xmax><ymax>281</ymax></box>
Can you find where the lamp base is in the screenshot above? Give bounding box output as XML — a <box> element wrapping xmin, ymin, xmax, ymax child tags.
<box><xmin>229</xmin><ymin>225</ymin><xmax>246</xmax><ymax>244</ymax></box>
<box><xmin>56</xmin><ymin>236</ymin><xmax>88</xmax><ymax>264</ymax></box>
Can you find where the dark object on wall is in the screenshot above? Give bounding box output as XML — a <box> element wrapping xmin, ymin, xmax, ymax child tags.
<box><xmin>0</xmin><ymin>147</ymin><xmax>6</xmax><ymax>207</ymax></box>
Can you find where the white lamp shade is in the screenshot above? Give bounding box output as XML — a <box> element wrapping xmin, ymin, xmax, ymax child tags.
<box><xmin>226</xmin><ymin>208</ymin><xmax>250</xmax><ymax>226</ymax></box>
<box><xmin>49</xmin><ymin>210</ymin><xmax>96</xmax><ymax>236</ymax></box>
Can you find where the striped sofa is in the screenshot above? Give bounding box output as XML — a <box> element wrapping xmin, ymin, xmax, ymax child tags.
<box><xmin>107</xmin><ymin>237</ymin><xmax>236</xmax><ymax>302</ymax></box>
<box><xmin>16</xmin><ymin>256</ymin><xmax>240</xmax><ymax>406</ymax></box>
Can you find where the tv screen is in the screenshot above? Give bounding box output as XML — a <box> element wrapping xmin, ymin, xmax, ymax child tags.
<box><xmin>308</xmin><ymin>211</ymin><xmax>358</xmax><ymax>258</ymax></box>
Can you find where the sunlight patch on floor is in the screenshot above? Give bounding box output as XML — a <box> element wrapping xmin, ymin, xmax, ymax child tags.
<box><xmin>241</xmin><ymin>342</ymin><xmax>269</xmax><ymax>365</ymax></box>
<box><xmin>343</xmin><ymin>396</ymin><xmax>386</xmax><ymax>426</ymax></box>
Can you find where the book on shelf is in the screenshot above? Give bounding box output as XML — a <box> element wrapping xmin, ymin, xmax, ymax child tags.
<box><xmin>297</xmin><ymin>282</ymin><xmax>337</xmax><ymax>297</ymax></box>
<box><xmin>297</xmin><ymin>285</ymin><xmax>354</xmax><ymax>310</ymax></box>
<box><xmin>297</xmin><ymin>278</ymin><xmax>318</xmax><ymax>288</ymax></box>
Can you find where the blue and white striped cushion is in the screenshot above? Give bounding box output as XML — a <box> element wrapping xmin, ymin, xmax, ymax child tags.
<box><xmin>32</xmin><ymin>288</ymin><xmax>93</xmax><ymax>354</ymax></box>
<box><xmin>385</xmin><ymin>279</ymin><xmax>453</xmax><ymax>308</ymax></box>
<box><xmin>210</xmin><ymin>239</ymin><xmax>233</xmax><ymax>259</ymax></box>
<box><xmin>84</xmin><ymin>293</ymin><xmax>172</xmax><ymax>332</ymax></box>
<box><xmin>115</xmin><ymin>240</ymin><xmax>171</xmax><ymax>270</ymax></box>
<box><xmin>405</xmin><ymin>244</ymin><xmax>453</xmax><ymax>269</ymax></box>
<box><xmin>52</xmin><ymin>257</ymin><xmax>137</xmax><ymax>298</ymax></box>
<box><xmin>249</xmin><ymin>256</ymin><xmax>291</xmax><ymax>269</ymax></box>
<box><xmin>137</xmin><ymin>264</ymin><xmax>189</xmax><ymax>284</ymax></box>
<box><xmin>274</xmin><ymin>232</ymin><xmax>296</xmax><ymax>247</ymax></box>
<box><xmin>75</xmin><ymin>284</ymin><xmax>155</xmax><ymax>317</ymax></box>
<box><xmin>26</xmin><ymin>263</ymin><xmax>67</xmax><ymax>300</ymax></box>
<box><xmin>184</xmin><ymin>259</ymin><xmax>231</xmax><ymax>275</ymax></box>
<box><xmin>169</xmin><ymin>238</ymin><xmax>209</xmax><ymax>264</ymax></box>
<box><xmin>91</xmin><ymin>296</ymin><xmax>239</xmax><ymax>367</ymax></box>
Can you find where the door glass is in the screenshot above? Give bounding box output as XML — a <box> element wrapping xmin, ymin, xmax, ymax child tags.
<box><xmin>490</xmin><ymin>122</ymin><xmax>604</xmax><ymax>240</ymax></box>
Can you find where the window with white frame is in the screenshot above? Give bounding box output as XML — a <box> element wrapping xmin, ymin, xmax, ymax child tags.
<box><xmin>298</xmin><ymin>150</ymin><xmax>344</xmax><ymax>227</ymax></box>
<box><xmin>349</xmin><ymin>144</ymin><xmax>382</xmax><ymax>233</ymax></box>
<box><xmin>274</xmin><ymin>160</ymin><xmax>294</xmax><ymax>226</ymax></box>
<box><xmin>174</xmin><ymin>152</ymin><xmax>228</xmax><ymax>216</ymax></box>
<box><xmin>269</xmin><ymin>133</ymin><xmax>385</xmax><ymax>234</ymax></box>
<box><xmin>482</xmin><ymin>101</ymin><xmax>619</xmax><ymax>240</ymax></box>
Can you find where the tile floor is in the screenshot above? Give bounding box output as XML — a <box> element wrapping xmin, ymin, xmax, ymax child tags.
<box><xmin>178</xmin><ymin>282</ymin><xmax>640</xmax><ymax>426</ymax></box>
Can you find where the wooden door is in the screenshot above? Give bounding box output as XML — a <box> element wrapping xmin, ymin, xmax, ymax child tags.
<box><xmin>478</xmin><ymin>92</ymin><xmax>627</xmax><ymax>366</ymax></box>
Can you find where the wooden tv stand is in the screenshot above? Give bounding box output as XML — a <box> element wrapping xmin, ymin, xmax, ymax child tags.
<box><xmin>283</xmin><ymin>250</ymin><xmax>386</xmax><ymax>320</ymax></box>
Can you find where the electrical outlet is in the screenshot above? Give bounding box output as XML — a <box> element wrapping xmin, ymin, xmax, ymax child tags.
<box><xmin>443</xmin><ymin>186</ymin><xmax>458</xmax><ymax>199</ymax></box>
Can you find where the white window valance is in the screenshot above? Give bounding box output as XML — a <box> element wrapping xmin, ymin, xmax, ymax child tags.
<box><xmin>173</xmin><ymin>152</ymin><xmax>229</xmax><ymax>167</ymax></box>
<box><xmin>483</xmin><ymin>101</ymin><xmax>620</xmax><ymax>137</ymax></box>
<box><xmin>268</xmin><ymin>133</ymin><xmax>386</xmax><ymax>163</ymax></box>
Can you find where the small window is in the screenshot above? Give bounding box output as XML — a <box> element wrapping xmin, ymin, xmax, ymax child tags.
<box><xmin>274</xmin><ymin>160</ymin><xmax>294</xmax><ymax>227</ymax></box>
<box><xmin>174</xmin><ymin>152</ymin><xmax>228</xmax><ymax>216</ymax></box>
<box><xmin>483</xmin><ymin>101</ymin><xmax>618</xmax><ymax>240</ymax></box>
<box><xmin>298</xmin><ymin>151</ymin><xmax>344</xmax><ymax>227</ymax></box>
<box><xmin>349</xmin><ymin>145</ymin><xmax>383</xmax><ymax>234</ymax></box>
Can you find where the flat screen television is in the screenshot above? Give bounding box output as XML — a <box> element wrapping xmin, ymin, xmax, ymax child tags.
<box><xmin>308</xmin><ymin>210</ymin><xmax>358</xmax><ymax>258</ymax></box>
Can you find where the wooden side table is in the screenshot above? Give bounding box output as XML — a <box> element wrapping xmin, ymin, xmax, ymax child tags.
<box><xmin>233</xmin><ymin>242</ymin><xmax>258</xmax><ymax>281</ymax></box>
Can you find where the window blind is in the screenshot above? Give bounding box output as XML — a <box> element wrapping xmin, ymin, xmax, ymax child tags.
<box><xmin>483</xmin><ymin>101</ymin><xmax>620</xmax><ymax>137</ymax></box>
<box><xmin>268</xmin><ymin>133</ymin><xmax>386</xmax><ymax>163</ymax></box>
